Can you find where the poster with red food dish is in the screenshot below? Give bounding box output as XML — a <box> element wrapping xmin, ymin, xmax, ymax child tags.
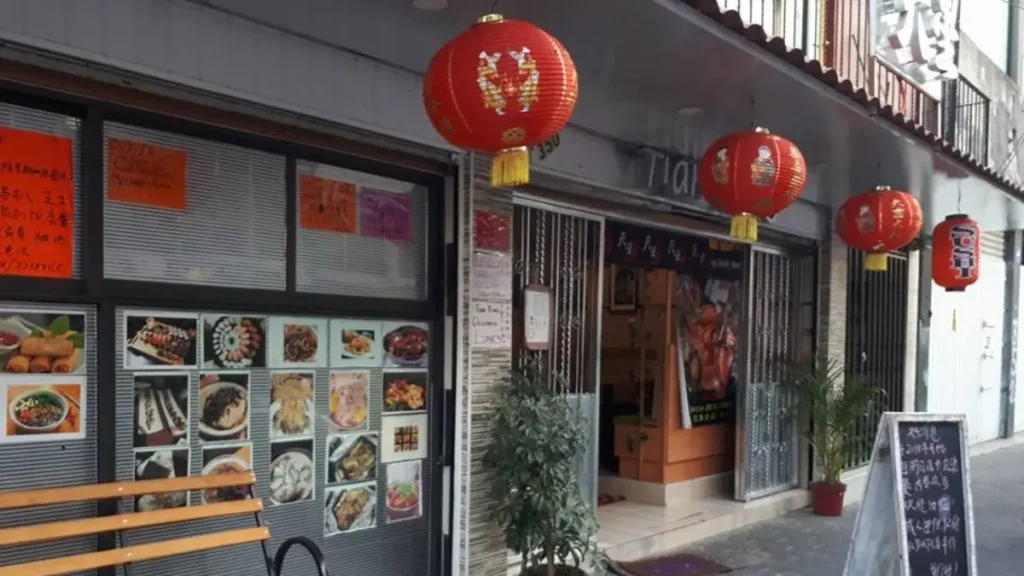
<box><xmin>473</xmin><ymin>210</ymin><xmax>511</xmax><ymax>252</ymax></box>
<box><xmin>676</xmin><ymin>272</ymin><xmax>740</xmax><ymax>427</ymax></box>
<box><xmin>381</xmin><ymin>322</ymin><xmax>429</xmax><ymax>369</ymax></box>
<box><xmin>385</xmin><ymin>460</ymin><xmax>423</xmax><ymax>524</ymax></box>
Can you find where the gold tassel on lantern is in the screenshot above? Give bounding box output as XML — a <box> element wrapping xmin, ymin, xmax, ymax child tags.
<box><xmin>952</xmin><ymin>308</ymin><xmax>957</xmax><ymax>332</ymax></box>
<box><xmin>864</xmin><ymin>253</ymin><xmax>888</xmax><ymax>272</ymax></box>
<box><xmin>730</xmin><ymin>214</ymin><xmax>758</xmax><ymax>242</ymax></box>
<box><xmin>491</xmin><ymin>146</ymin><xmax>530</xmax><ymax>187</ymax></box>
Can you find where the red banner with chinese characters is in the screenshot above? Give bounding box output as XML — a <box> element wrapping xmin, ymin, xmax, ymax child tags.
<box><xmin>0</xmin><ymin>127</ymin><xmax>75</xmax><ymax>279</ymax></box>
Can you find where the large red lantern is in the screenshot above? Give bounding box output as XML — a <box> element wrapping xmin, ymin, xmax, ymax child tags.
<box><xmin>697</xmin><ymin>127</ymin><xmax>807</xmax><ymax>243</ymax></box>
<box><xmin>931</xmin><ymin>214</ymin><xmax>980</xmax><ymax>291</ymax></box>
<box><xmin>423</xmin><ymin>14</ymin><xmax>578</xmax><ymax>188</ymax></box>
<box><xmin>835</xmin><ymin>186</ymin><xmax>923</xmax><ymax>272</ymax></box>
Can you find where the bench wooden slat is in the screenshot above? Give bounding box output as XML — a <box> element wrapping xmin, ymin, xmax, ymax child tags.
<box><xmin>0</xmin><ymin>526</ymin><xmax>270</xmax><ymax>576</ymax></box>
<box><xmin>0</xmin><ymin>499</ymin><xmax>264</xmax><ymax>547</ymax></box>
<box><xmin>0</xmin><ymin>472</ymin><xmax>256</xmax><ymax>510</ymax></box>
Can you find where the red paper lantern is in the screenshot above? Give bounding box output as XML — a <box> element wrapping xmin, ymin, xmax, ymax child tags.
<box><xmin>931</xmin><ymin>214</ymin><xmax>980</xmax><ymax>291</ymax></box>
<box><xmin>697</xmin><ymin>127</ymin><xmax>807</xmax><ymax>243</ymax></box>
<box><xmin>423</xmin><ymin>14</ymin><xmax>578</xmax><ymax>188</ymax></box>
<box><xmin>835</xmin><ymin>186</ymin><xmax>923</xmax><ymax>272</ymax></box>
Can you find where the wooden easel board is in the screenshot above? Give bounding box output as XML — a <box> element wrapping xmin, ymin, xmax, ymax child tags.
<box><xmin>844</xmin><ymin>413</ymin><xmax>977</xmax><ymax>576</ymax></box>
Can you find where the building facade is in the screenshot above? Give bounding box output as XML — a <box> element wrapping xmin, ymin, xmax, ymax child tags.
<box><xmin>0</xmin><ymin>1</ymin><xmax>1022</xmax><ymax>576</ymax></box>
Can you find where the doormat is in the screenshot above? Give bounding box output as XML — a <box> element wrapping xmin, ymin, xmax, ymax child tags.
<box><xmin>617</xmin><ymin>553</ymin><xmax>733</xmax><ymax>576</ymax></box>
<box><xmin>598</xmin><ymin>493</ymin><xmax>626</xmax><ymax>507</ymax></box>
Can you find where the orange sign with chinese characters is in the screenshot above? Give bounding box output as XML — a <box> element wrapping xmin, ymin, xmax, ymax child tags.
<box><xmin>0</xmin><ymin>127</ymin><xmax>75</xmax><ymax>279</ymax></box>
<box><xmin>298</xmin><ymin>174</ymin><xmax>357</xmax><ymax>234</ymax></box>
<box><xmin>107</xmin><ymin>138</ymin><xmax>188</xmax><ymax>210</ymax></box>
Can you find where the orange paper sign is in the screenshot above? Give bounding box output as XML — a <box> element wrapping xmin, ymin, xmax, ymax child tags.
<box><xmin>0</xmin><ymin>127</ymin><xmax>75</xmax><ymax>279</ymax></box>
<box><xmin>299</xmin><ymin>174</ymin><xmax>357</xmax><ymax>234</ymax></box>
<box><xmin>107</xmin><ymin>138</ymin><xmax>188</xmax><ymax>210</ymax></box>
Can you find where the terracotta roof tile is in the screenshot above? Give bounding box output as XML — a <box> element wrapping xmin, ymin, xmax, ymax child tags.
<box><xmin>682</xmin><ymin>0</ymin><xmax>1024</xmax><ymax>195</ymax></box>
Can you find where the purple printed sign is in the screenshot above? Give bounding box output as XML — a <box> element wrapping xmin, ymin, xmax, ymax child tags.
<box><xmin>359</xmin><ymin>188</ymin><xmax>412</xmax><ymax>243</ymax></box>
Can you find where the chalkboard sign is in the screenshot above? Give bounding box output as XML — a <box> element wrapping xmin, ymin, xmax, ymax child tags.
<box><xmin>844</xmin><ymin>413</ymin><xmax>976</xmax><ymax>576</ymax></box>
<box><xmin>897</xmin><ymin>421</ymin><xmax>970</xmax><ymax>575</ymax></box>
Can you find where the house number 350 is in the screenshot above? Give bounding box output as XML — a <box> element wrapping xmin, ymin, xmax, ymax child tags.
<box><xmin>533</xmin><ymin>134</ymin><xmax>560</xmax><ymax>160</ymax></box>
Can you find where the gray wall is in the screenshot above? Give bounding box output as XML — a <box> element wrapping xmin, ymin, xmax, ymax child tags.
<box><xmin>957</xmin><ymin>35</ymin><xmax>1024</xmax><ymax>179</ymax></box>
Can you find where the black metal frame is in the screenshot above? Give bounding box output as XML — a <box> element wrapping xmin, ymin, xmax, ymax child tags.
<box><xmin>0</xmin><ymin>79</ymin><xmax>449</xmax><ymax>576</ymax></box>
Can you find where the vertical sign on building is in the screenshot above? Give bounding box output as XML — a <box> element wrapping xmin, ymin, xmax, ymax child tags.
<box><xmin>873</xmin><ymin>0</ymin><xmax>961</xmax><ymax>85</ymax></box>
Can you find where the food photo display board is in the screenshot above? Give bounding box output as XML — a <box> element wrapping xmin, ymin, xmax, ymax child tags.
<box><xmin>115</xmin><ymin>308</ymin><xmax>433</xmax><ymax>542</ymax></box>
<box><xmin>0</xmin><ymin>309</ymin><xmax>89</xmax><ymax>445</ymax></box>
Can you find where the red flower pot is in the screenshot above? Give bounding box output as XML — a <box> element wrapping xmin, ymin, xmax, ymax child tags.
<box><xmin>810</xmin><ymin>481</ymin><xmax>847</xmax><ymax>516</ymax></box>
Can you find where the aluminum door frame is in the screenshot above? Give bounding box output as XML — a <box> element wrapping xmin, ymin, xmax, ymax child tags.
<box><xmin>734</xmin><ymin>244</ymin><xmax>814</xmax><ymax>502</ymax></box>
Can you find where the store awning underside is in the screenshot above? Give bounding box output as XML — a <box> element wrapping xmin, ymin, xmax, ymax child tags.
<box><xmin>201</xmin><ymin>0</ymin><xmax>1024</xmax><ymax>231</ymax></box>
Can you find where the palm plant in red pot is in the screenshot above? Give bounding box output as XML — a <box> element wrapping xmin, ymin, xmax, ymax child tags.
<box><xmin>785</xmin><ymin>358</ymin><xmax>884</xmax><ymax>517</ymax></box>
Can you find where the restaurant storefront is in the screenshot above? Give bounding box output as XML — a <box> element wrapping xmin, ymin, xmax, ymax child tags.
<box><xmin>0</xmin><ymin>74</ymin><xmax>447</xmax><ymax>576</ymax></box>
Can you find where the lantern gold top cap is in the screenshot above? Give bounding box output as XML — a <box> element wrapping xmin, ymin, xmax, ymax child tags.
<box><xmin>873</xmin><ymin>185</ymin><xmax>892</xmax><ymax>192</ymax></box>
<box><xmin>753</xmin><ymin>127</ymin><xmax>771</xmax><ymax>134</ymax></box>
<box><xmin>477</xmin><ymin>13</ymin><xmax>504</xmax><ymax>24</ymax></box>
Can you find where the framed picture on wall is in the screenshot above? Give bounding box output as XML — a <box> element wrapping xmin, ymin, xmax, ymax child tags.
<box><xmin>609</xmin><ymin>265</ymin><xmax>639</xmax><ymax>312</ymax></box>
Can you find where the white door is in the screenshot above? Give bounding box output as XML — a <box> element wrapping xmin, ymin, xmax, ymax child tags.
<box><xmin>975</xmin><ymin>252</ymin><xmax>1005</xmax><ymax>442</ymax></box>
<box><xmin>926</xmin><ymin>241</ymin><xmax>1005</xmax><ymax>444</ymax></box>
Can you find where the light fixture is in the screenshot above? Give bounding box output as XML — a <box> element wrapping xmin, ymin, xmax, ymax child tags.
<box><xmin>413</xmin><ymin>0</ymin><xmax>448</xmax><ymax>9</ymax></box>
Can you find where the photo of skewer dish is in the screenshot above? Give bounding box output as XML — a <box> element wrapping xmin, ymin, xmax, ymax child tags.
<box><xmin>329</xmin><ymin>319</ymin><xmax>382</xmax><ymax>367</ymax></box>
<box><xmin>124</xmin><ymin>313</ymin><xmax>198</xmax><ymax>369</ymax></box>
<box><xmin>202</xmin><ymin>315</ymin><xmax>266</xmax><ymax>369</ymax></box>
<box><xmin>133</xmin><ymin>373</ymin><xmax>190</xmax><ymax>448</ymax></box>
<box><xmin>0</xmin><ymin>311</ymin><xmax>87</xmax><ymax>376</ymax></box>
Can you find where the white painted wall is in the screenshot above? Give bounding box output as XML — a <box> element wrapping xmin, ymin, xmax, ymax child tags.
<box><xmin>1016</xmin><ymin>276</ymin><xmax>1024</xmax><ymax>433</ymax></box>
<box><xmin>927</xmin><ymin>252</ymin><xmax>1006</xmax><ymax>444</ymax></box>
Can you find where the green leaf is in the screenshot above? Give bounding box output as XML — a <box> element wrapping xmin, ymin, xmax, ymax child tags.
<box><xmin>67</xmin><ymin>333</ymin><xmax>85</xmax><ymax>349</ymax></box>
<box><xmin>48</xmin><ymin>315</ymin><xmax>71</xmax><ymax>336</ymax></box>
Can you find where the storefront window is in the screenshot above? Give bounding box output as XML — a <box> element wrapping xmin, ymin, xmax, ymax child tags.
<box><xmin>103</xmin><ymin>122</ymin><xmax>288</xmax><ymax>288</ymax></box>
<box><xmin>0</xmin><ymin>103</ymin><xmax>82</xmax><ymax>279</ymax></box>
<box><xmin>295</xmin><ymin>160</ymin><xmax>428</xmax><ymax>300</ymax></box>
<box><xmin>0</xmin><ymin>90</ymin><xmax>442</xmax><ymax>576</ymax></box>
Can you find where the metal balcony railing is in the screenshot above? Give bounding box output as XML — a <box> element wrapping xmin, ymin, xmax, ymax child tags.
<box><xmin>821</xmin><ymin>0</ymin><xmax>940</xmax><ymax>133</ymax></box>
<box><xmin>715</xmin><ymin>0</ymin><xmax>828</xmax><ymax>58</ymax></box>
<box><xmin>942</xmin><ymin>76</ymin><xmax>990</xmax><ymax>163</ymax></box>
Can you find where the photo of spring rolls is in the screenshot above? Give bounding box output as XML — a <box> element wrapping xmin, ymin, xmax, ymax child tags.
<box><xmin>20</xmin><ymin>336</ymin><xmax>75</xmax><ymax>358</ymax></box>
<box><xmin>29</xmin><ymin>357</ymin><xmax>53</xmax><ymax>373</ymax></box>
<box><xmin>4</xmin><ymin>355</ymin><xmax>30</xmax><ymax>374</ymax></box>
<box><xmin>0</xmin><ymin>312</ymin><xmax>88</xmax><ymax>376</ymax></box>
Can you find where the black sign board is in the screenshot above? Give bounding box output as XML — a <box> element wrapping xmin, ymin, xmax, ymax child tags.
<box><xmin>844</xmin><ymin>414</ymin><xmax>976</xmax><ymax>576</ymax></box>
<box><xmin>897</xmin><ymin>421</ymin><xmax>969</xmax><ymax>576</ymax></box>
<box><xmin>604</xmin><ymin>221</ymin><xmax>743</xmax><ymax>280</ymax></box>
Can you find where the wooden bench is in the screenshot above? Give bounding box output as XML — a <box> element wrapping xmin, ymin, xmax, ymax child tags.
<box><xmin>0</xmin><ymin>473</ymin><xmax>329</xmax><ymax>576</ymax></box>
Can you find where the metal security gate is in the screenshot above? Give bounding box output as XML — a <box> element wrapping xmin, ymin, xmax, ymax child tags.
<box><xmin>735</xmin><ymin>248</ymin><xmax>814</xmax><ymax>501</ymax></box>
<box><xmin>511</xmin><ymin>199</ymin><xmax>604</xmax><ymax>504</ymax></box>
<box><xmin>844</xmin><ymin>250</ymin><xmax>909</xmax><ymax>467</ymax></box>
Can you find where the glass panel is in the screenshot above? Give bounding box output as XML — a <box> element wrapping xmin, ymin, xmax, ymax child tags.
<box><xmin>0</xmin><ymin>104</ymin><xmax>83</xmax><ymax>279</ymax></box>
<box><xmin>295</xmin><ymin>160</ymin><xmax>428</xmax><ymax>300</ymax></box>
<box><xmin>103</xmin><ymin>122</ymin><xmax>287</xmax><ymax>289</ymax></box>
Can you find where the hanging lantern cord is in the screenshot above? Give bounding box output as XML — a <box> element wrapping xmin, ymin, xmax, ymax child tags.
<box><xmin>749</xmin><ymin>95</ymin><xmax>756</xmax><ymax>129</ymax></box>
<box><xmin>876</xmin><ymin>159</ymin><xmax>881</xmax><ymax>185</ymax></box>
<box><xmin>490</xmin><ymin>0</ymin><xmax>500</xmax><ymax>11</ymax></box>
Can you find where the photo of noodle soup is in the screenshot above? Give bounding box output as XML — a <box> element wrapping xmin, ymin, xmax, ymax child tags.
<box><xmin>6</xmin><ymin>383</ymin><xmax>82</xmax><ymax>437</ymax></box>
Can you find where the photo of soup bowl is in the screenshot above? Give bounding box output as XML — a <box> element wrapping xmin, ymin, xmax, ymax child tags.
<box><xmin>9</xmin><ymin>388</ymin><xmax>69</xmax><ymax>435</ymax></box>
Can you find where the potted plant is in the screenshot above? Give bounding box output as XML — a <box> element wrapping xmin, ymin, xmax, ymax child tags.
<box><xmin>783</xmin><ymin>357</ymin><xmax>884</xmax><ymax>517</ymax></box>
<box><xmin>483</xmin><ymin>356</ymin><xmax>606</xmax><ymax>576</ymax></box>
